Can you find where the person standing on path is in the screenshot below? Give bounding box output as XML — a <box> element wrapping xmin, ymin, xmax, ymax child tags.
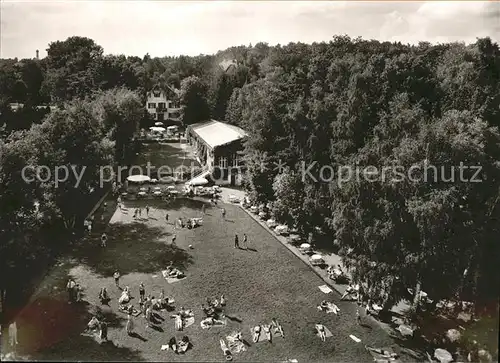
<box><xmin>356</xmin><ymin>308</ymin><xmax>361</xmax><ymax>325</ymax></box>
<box><xmin>201</xmin><ymin>204</ymin><xmax>205</xmax><ymax>214</ymax></box>
<box><xmin>113</xmin><ymin>271</ymin><xmax>120</xmax><ymax>287</ymax></box>
<box><xmin>221</xmin><ymin>208</ymin><xmax>226</xmax><ymax>219</ymax></box>
<box><xmin>99</xmin><ymin>320</ymin><xmax>108</xmax><ymax>342</ymax></box>
<box><xmin>126</xmin><ymin>313</ymin><xmax>134</xmax><ymax>335</ymax></box>
<box><xmin>8</xmin><ymin>321</ymin><xmax>18</xmax><ymax>346</ymax></box>
<box><xmin>234</xmin><ymin>234</ymin><xmax>239</xmax><ymax>249</ymax></box>
<box><xmin>145</xmin><ymin>205</ymin><xmax>150</xmax><ymax>218</ymax></box>
<box><xmin>139</xmin><ymin>283</ymin><xmax>145</xmax><ymax>302</ymax></box>
<box><xmin>165</xmin><ymin>213</ymin><xmax>169</xmax><ymax>223</ymax></box>
<box><xmin>138</xmin><ymin>208</ymin><xmax>142</xmax><ymax>218</ymax></box>
<box><xmin>172</xmin><ymin>234</ymin><xmax>177</xmax><ymax>245</ymax></box>
<box><xmin>66</xmin><ymin>279</ymin><xmax>75</xmax><ymax>303</ymax></box>
<box><xmin>145</xmin><ymin>306</ymin><xmax>152</xmax><ymax>329</ymax></box>
<box><xmin>101</xmin><ymin>232</ymin><xmax>107</xmax><ymax>247</ymax></box>
<box><xmin>243</xmin><ymin>234</ymin><xmax>248</xmax><ymax>249</ymax></box>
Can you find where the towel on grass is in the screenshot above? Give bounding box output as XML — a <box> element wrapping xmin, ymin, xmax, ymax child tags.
<box><xmin>166</xmin><ymin>276</ymin><xmax>186</xmax><ymax>284</ymax></box>
<box><xmin>349</xmin><ymin>334</ymin><xmax>361</xmax><ymax>343</ymax></box>
<box><xmin>318</xmin><ymin>285</ymin><xmax>333</xmax><ymax>294</ymax></box>
<box><xmin>184</xmin><ymin>316</ymin><xmax>195</xmax><ymax>328</ymax></box>
<box><xmin>315</xmin><ymin>324</ymin><xmax>333</xmax><ymax>338</ymax></box>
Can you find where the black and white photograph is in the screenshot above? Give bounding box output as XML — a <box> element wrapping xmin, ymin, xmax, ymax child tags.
<box><xmin>0</xmin><ymin>1</ymin><xmax>499</xmax><ymax>362</ymax></box>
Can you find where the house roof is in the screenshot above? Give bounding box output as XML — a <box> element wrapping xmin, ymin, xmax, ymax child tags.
<box><xmin>188</xmin><ymin>120</ymin><xmax>247</xmax><ymax>149</ymax></box>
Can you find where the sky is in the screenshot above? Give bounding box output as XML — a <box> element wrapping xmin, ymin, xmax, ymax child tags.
<box><xmin>1</xmin><ymin>0</ymin><xmax>499</xmax><ymax>59</ymax></box>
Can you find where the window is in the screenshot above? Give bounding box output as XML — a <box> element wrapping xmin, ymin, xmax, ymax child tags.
<box><xmin>153</xmin><ymin>91</ymin><xmax>161</xmax><ymax>97</ymax></box>
<box><xmin>232</xmin><ymin>154</ymin><xmax>239</xmax><ymax>167</ymax></box>
<box><xmin>158</xmin><ymin>102</ymin><xmax>166</xmax><ymax>110</ymax></box>
<box><xmin>219</xmin><ymin>157</ymin><xmax>228</xmax><ymax>169</ymax></box>
<box><xmin>148</xmin><ymin>103</ymin><xmax>156</xmax><ymax>109</ymax></box>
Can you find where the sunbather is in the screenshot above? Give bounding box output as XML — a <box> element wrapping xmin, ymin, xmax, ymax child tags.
<box><xmin>87</xmin><ymin>316</ymin><xmax>100</xmax><ymax>331</ymax></box>
<box><xmin>177</xmin><ymin>336</ymin><xmax>190</xmax><ymax>353</ymax></box>
<box><xmin>98</xmin><ymin>288</ymin><xmax>109</xmax><ymax>304</ymax></box>
<box><xmin>366</xmin><ymin>345</ymin><xmax>399</xmax><ymax>359</ymax></box>
<box><xmin>167</xmin><ymin>337</ymin><xmax>177</xmax><ymax>353</ymax></box>
<box><xmin>119</xmin><ymin>289</ymin><xmax>131</xmax><ymax>304</ymax></box>
<box><xmin>172</xmin><ymin>314</ymin><xmax>183</xmax><ymax>330</ymax></box>
<box><xmin>252</xmin><ymin>325</ymin><xmax>261</xmax><ymax>342</ymax></box>
<box><xmin>220</xmin><ymin>339</ymin><xmax>233</xmax><ymax>361</ymax></box>
<box><xmin>264</xmin><ymin>324</ymin><xmax>272</xmax><ymax>342</ymax></box>
<box><xmin>271</xmin><ymin>318</ymin><xmax>285</xmax><ymax>338</ymax></box>
<box><xmin>201</xmin><ymin>316</ymin><xmax>225</xmax><ymax>329</ymax></box>
<box><xmin>316</xmin><ymin>324</ymin><xmax>326</xmax><ymax>342</ymax></box>
<box><xmin>341</xmin><ymin>284</ymin><xmax>360</xmax><ymax>300</ymax></box>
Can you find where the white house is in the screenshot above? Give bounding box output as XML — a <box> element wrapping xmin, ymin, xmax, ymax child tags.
<box><xmin>146</xmin><ymin>85</ymin><xmax>182</xmax><ymax>123</ymax></box>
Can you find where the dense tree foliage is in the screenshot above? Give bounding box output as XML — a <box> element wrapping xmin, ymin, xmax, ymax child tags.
<box><xmin>1</xmin><ymin>35</ymin><xmax>499</xmax><ymax>330</ymax></box>
<box><xmin>225</xmin><ymin>36</ymin><xmax>500</xmax><ymax>313</ymax></box>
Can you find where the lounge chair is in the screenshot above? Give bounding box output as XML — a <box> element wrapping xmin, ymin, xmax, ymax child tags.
<box><xmin>366</xmin><ymin>345</ymin><xmax>400</xmax><ymax>362</ymax></box>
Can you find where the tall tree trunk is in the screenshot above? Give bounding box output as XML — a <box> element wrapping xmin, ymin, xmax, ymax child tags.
<box><xmin>412</xmin><ymin>280</ymin><xmax>422</xmax><ymax>316</ymax></box>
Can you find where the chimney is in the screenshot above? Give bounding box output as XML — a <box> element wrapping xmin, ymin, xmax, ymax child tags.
<box><xmin>36</xmin><ymin>50</ymin><xmax>39</xmax><ymax>59</ymax></box>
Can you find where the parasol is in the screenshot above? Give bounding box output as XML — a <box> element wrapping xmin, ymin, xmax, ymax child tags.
<box><xmin>149</xmin><ymin>126</ymin><xmax>166</xmax><ymax>132</ymax></box>
<box><xmin>127</xmin><ymin>175</ymin><xmax>151</xmax><ymax>183</ymax></box>
<box><xmin>397</xmin><ymin>324</ymin><xmax>414</xmax><ymax>337</ymax></box>
<box><xmin>154</xmin><ymin>122</ymin><xmax>164</xmax><ymax>126</ymax></box>
<box><xmin>300</xmin><ymin>243</ymin><xmax>311</xmax><ymax>249</ymax></box>
<box><xmin>310</xmin><ymin>254</ymin><xmax>323</xmax><ymax>260</ymax></box>
<box><xmin>434</xmin><ymin>348</ymin><xmax>453</xmax><ymax>363</ymax></box>
<box><xmin>446</xmin><ymin>328</ymin><xmax>461</xmax><ymax>342</ymax></box>
<box><xmin>188</xmin><ymin>177</ymin><xmax>209</xmax><ymax>186</ymax></box>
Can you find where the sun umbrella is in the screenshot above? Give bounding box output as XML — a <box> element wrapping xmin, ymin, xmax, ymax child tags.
<box><xmin>154</xmin><ymin>122</ymin><xmax>164</xmax><ymax>126</ymax></box>
<box><xmin>300</xmin><ymin>243</ymin><xmax>311</xmax><ymax>249</ymax></box>
<box><xmin>149</xmin><ymin>126</ymin><xmax>166</xmax><ymax>132</ymax></box>
<box><xmin>127</xmin><ymin>175</ymin><xmax>151</xmax><ymax>183</ymax></box>
<box><xmin>434</xmin><ymin>348</ymin><xmax>453</xmax><ymax>363</ymax></box>
<box><xmin>189</xmin><ymin>177</ymin><xmax>209</xmax><ymax>186</ymax></box>
<box><xmin>446</xmin><ymin>328</ymin><xmax>461</xmax><ymax>342</ymax></box>
<box><xmin>311</xmin><ymin>254</ymin><xmax>323</xmax><ymax>260</ymax></box>
<box><xmin>397</xmin><ymin>324</ymin><xmax>414</xmax><ymax>337</ymax></box>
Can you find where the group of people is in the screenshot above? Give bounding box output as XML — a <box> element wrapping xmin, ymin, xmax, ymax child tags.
<box><xmin>252</xmin><ymin>318</ymin><xmax>285</xmax><ymax>343</ymax></box>
<box><xmin>233</xmin><ymin>233</ymin><xmax>248</xmax><ymax>249</ymax></box>
<box><xmin>132</xmin><ymin>205</ymin><xmax>150</xmax><ymax>219</ymax></box>
<box><xmin>200</xmin><ymin>295</ymin><xmax>227</xmax><ymax>329</ymax></box>
<box><xmin>66</xmin><ymin>278</ymin><xmax>82</xmax><ymax>303</ymax></box>
<box><xmin>175</xmin><ymin>216</ymin><xmax>202</xmax><ymax>229</ymax></box>
<box><xmin>86</xmin><ymin>315</ymin><xmax>108</xmax><ymax>342</ymax></box>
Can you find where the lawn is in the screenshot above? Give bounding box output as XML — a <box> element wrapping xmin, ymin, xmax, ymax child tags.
<box><xmin>2</xmin><ymin>195</ymin><xmax>412</xmax><ymax>362</ymax></box>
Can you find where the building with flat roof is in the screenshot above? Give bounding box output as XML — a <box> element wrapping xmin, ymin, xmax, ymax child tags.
<box><xmin>185</xmin><ymin>120</ymin><xmax>247</xmax><ymax>186</ymax></box>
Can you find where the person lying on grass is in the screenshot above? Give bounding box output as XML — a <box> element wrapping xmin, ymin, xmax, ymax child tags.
<box><xmin>200</xmin><ymin>316</ymin><xmax>226</xmax><ymax>329</ymax></box>
<box><xmin>252</xmin><ymin>325</ymin><xmax>261</xmax><ymax>342</ymax></box>
<box><xmin>263</xmin><ymin>325</ymin><xmax>272</xmax><ymax>342</ymax></box>
<box><xmin>315</xmin><ymin>324</ymin><xmax>327</xmax><ymax>342</ymax></box>
<box><xmin>271</xmin><ymin>318</ymin><xmax>285</xmax><ymax>338</ymax></box>
<box><xmin>177</xmin><ymin>336</ymin><xmax>190</xmax><ymax>353</ymax></box>
<box><xmin>340</xmin><ymin>283</ymin><xmax>360</xmax><ymax>300</ymax></box>
<box><xmin>87</xmin><ymin>316</ymin><xmax>100</xmax><ymax>331</ymax></box>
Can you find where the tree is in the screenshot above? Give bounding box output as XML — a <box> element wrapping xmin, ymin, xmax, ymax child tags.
<box><xmin>179</xmin><ymin>76</ymin><xmax>210</xmax><ymax>125</ymax></box>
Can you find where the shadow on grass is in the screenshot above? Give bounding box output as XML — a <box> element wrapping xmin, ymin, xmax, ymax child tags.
<box><xmin>12</xmin><ymin>292</ymin><xmax>142</xmax><ymax>361</ymax></box>
<box><xmin>129</xmin><ymin>332</ymin><xmax>147</xmax><ymax>342</ymax></box>
<box><xmin>70</xmin><ymin>222</ymin><xmax>193</xmax><ymax>277</ymax></box>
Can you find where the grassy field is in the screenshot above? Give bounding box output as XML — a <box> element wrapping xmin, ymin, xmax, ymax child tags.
<box><xmin>1</xmin><ymin>196</ymin><xmax>411</xmax><ymax>362</ymax></box>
